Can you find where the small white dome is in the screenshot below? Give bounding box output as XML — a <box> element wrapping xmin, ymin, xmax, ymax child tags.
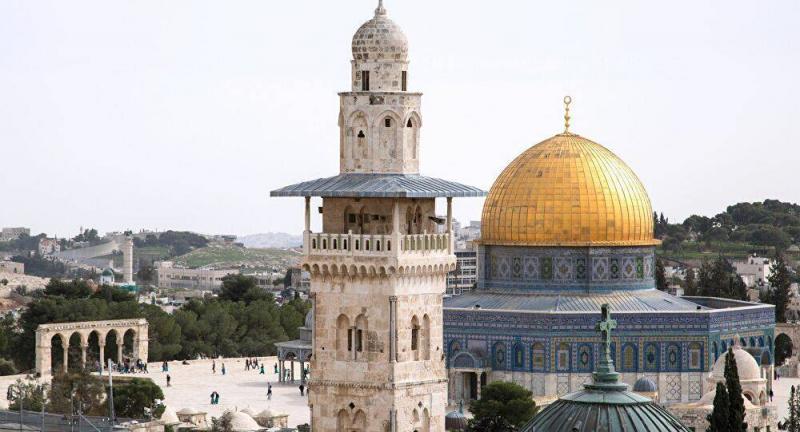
<box><xmin>177</xmin><ymin>407</ymin><xmax>199</xmax><ymax>415</ymax></box>
<box><xmin>160</xmin><ymin>407</ymin><xmax>180</xmax><ymax>425</ymax></box>
<box><xmin>256</xmin><ymin>408</ymin><xmax>274</xmax><ymax>418</ymax></box>
<box><xmin>711</xmin><ymin>346</ymin><xmax>762</xmax><ymax>381</ymax></box>
<box><xmin>228</xmin><ymin>411</ymin><xmax>261</xmax><ymax>431</ymax></box>
<box><xmin>352</xmin><ymin>2</ymin><xmax>408</xmax><ymax>62</ymax></box>
<box><xmin>696</xmin><ymin>388</ymin><xmax>757</xmax><ymax>409</ymax></box>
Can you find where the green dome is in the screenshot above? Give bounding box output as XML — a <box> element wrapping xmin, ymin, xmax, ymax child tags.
<box><xmin>522</xmin><ymin>304</ymin><xmax>691</xmax><ymax>432</ymax></box>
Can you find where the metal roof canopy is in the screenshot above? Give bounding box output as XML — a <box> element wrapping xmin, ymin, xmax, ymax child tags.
<box><xmin>270</xmin><ymin>173</ymin><xmax>487</xmax><ymax>198</ymax></box>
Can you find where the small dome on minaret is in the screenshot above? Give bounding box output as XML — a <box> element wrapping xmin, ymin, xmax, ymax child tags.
<box><xmin>351</xmin><ymin>0</ymin><xmax>408</xmax><ymax>62</ymax></box>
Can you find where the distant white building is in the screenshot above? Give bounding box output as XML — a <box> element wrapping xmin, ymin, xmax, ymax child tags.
<box><xmin>99</xmin><ymin>268</ymin><xmax>115</xmax><ymax>285</ymax></box>
<box><xmin>154</xmin><ymin>261</ymin><xmax>237</xmax><ymax>290</ymax></box>
<box><xmin>0</xmin><ymin>227</ymin><xmax>30</xmax><ymax>241</ymax></box>
<box><xmin>38</xmin><ymin>238</ymin><xmax>60</xmax><ymax>256</ymax></box>
<box><xmin>735</xmin><ymin>255</ymin><xmax>772</xmax><ymax>288</ymax></box>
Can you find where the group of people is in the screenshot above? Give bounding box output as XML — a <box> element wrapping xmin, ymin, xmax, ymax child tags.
<box><xmin>245</xmin><ymin>358</ymin><xmax>265</xmax><ymax>374</ymax></box>
<box><xmin>211</xmin><ymin>360</ymin><xmax>226</xmax><ymax>375</ymax></box>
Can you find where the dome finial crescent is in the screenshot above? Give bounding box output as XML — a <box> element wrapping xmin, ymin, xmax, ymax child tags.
<box><xmin>563</xmin><ymin>95</ymin><xmax>572</xmax><ymax>134</ymax></box>
<box><xmin>375</xmin><ymin>0</ymin><xmax>387</xmax><ymax>16</ymax></box>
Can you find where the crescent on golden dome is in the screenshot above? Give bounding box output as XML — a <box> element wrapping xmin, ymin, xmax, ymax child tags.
<box><xmin>480</xmin><ymin>97</ymin><xmax>659</xmax><ymax>247</ymax></box>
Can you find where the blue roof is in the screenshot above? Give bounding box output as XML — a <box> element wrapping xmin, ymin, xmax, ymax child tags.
<box><xmin>270</xmin><ymin>173</ymin><xmax>487</xmax><ymax>198</ymax></box>
<box><xmin>443</xmin><ymin>289</ymin><xmax>707</xmax><ymax>313</ymax></box>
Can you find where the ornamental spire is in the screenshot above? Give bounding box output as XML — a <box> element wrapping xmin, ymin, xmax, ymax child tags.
<box><xmin>585</xmin><ymin>303</ymin><xmax>627</xmax><ymax>391</ymax></box>
<box><xmin>375</xmin><ymin>0</ymin><xmax>387</xmax><ymax>16</ymax></box>
<box><xmin>563</xmin><ymin>95</ymin><xmax>572</xmax><ymax>134</ymax></box>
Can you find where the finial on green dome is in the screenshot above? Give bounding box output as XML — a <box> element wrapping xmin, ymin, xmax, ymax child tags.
<box><xmin>585</xmin><ymin>303</ymin><xmax>627</xmax><ymax>391</ymax></box>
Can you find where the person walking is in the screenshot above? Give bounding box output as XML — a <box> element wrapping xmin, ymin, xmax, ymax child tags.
<box><xmin>214</xmin><ymin>392</ymin><xmax>220</xmax><ymax>405</ymax></box>
<box><xmin>267</xmin><ymin>383</ymin><xmax>272</xmax><ymax>401</ymax></box>
<box><xmin>299</xmin><ymin>384</ymin><xmax>305</xmax><ymax>396</ymax></box>
<box><xmin>260</xmin><ymin>365</ymin><xmax>265</xmax><ymax>375</ymax></box>
<box><xmin>212</xmin><ymin>360</ymin><xmax>216</xmax><ymax>374</ymax></box>
<box><xmin>245</xmin><ymin>359</ymin><xmax>250</xmax><ymax>371</ymax></box>
<box><xmin>221</xmin><ymin>363</ymin><xmax>226</xmax><ymax>375</ymax></box>
<box><xmin>210</xmin><ymin>391</ymin><xmax>216</xmax><ymax>405</ymax></box>
<box><xmin>166</xmin><ymin>374</ymin><xmax>171</xmax><ymax>387</ymax></box>
<box><xmin>274</xmin><ymin>363</ymin><xmax>278</xmax><ymax>374</ymax></box>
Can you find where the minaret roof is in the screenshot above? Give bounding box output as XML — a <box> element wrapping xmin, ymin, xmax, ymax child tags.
<box><xmin>271</xmin><ymin>173</ymin><xmax>486</xmax><ymax>199</ymax></box>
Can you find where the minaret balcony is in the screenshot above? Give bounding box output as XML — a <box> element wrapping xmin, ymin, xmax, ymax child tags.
<box><xmin>304</xmin><ymin>232</ymin><xmax>453</xmax><ymax>261</ymax></box>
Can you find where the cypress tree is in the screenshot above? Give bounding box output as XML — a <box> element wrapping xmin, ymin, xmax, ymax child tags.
<box><xmin>768</xmin><ymin>254</ymin><xmax>793</xmax><ymax>323</ymax></box>
<box><xmin>655</xmin><ymin>259</ymin><xmax>667</xmax><ymax>291</ymax></box>
<box><xmin>787</xmin><ymin>385</ymin><xmax>800</xmax><ymax>432</ymax></box>
<box><xmin>706</xmin><ymin>382</ymin><xmax>730</xmax><ymax>432</ymax></box>
<box><xmin>724</xmin><ymin>348</ymin><xmax>748</xmax><ymax>432</ymax></box>
<box><xmin>684</xmin><ymin>268</ymin><xmax>697</xmax><ymax>296</ymax></box>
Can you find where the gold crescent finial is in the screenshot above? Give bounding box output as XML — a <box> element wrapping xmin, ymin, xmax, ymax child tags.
<box><xmin>563</xmin><ymin>96</ymin><xmax>572</xmax><ymax>134</ymax></box>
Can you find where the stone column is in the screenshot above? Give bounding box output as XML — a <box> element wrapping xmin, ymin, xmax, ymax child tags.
<box><xmin>279</xmin><ymin>360</ymin><xmax>284</xmax><ymax>383</ymax></box>
<box><xmin>476</xmin><ymin>372</ymin><xmax>483</xmax><ymax>400</ymax></box>
<box><xmin>81</xmin><ymin>344</ymin><xmax>88</xmax><ymax>369</ymax></box>
<box><xmin>291</xmin><ymin>360</ymin><xmax>295</xmax><ymax>382</ymax></box>
<box><xmin>62</xmin><ymin>343</ymin><xmax>69</xmax><ymax>373</ymax></box>
<box><xmin>117</xmin><ymin>342</ymin><xmax>124</xmax><ymax>363</ymax></box>
<box><xmin>304</xmin><ymin>197</ymin><xmax>311</xmax><ymax>255</ymax></box>
<box><xmin>446</xmin><ymin>197</ymin><xmax>453</xmax><ymax>253</ymax></box>
<box><xmin>99</xmin><ymin>343</ymin><xmax>105</xmax><ymax>373</ymax></box>
<box><xmin>389</xmin><ymin>296</ymin><xmax>398</xmax><ymax>364</ymax></box>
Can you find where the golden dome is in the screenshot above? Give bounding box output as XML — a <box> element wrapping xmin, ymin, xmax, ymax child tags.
<box><xmin>481</xmin><ymin>133</ymin><xmax>657</xmax><ymax>247</ymax></box>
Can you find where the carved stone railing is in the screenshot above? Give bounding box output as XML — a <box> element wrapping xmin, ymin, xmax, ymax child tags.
<box><xmin>305</xmin><ymin>231</ymin><xmax>451</xmax><ymax>258</ymax></box>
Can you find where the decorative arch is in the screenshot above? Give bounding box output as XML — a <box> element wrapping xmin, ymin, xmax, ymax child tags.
<box><xmin>347</xmin><ymin>111</ymin><xmax>369</xmax><ymax>159</ymax></box>
<box><xmin>621</xmin><ymin>343</ymin><xmax>638</xmax><ymax>372</ymax></box>
<box><xmin>374</xmin><ymin>110</ymin><xmax>402</xmax><ymax>160</ymax></box>
<box><xmin>422</xmin><ymin>314</ymin><xmax>431</xmax><ymax>361</ymax></box>
<box><xmin>336</xmin><ymin>314</ymin><xmax>351</xmax><ymax>361</ymax></box>
<box><xmin>556</xmin><ymin>342</ymin><xmax>570</xmax><ymax>371</ymax></box>
<box><xmin>404</xmin><ymin>111</ymin><xmax>422</xmax><ymax>160</ymax></box>
<box><xmin>354</xmin><ymin>314</ymin><xmax>368</xmax><ymax>359</ymax></box>
<box><xmin>492</xmin><ymin>342</ymin><xmax>507</xmax><ymax>370</ymax></box>
<box><xmin>512</xmin><ymin>342</ymin><xmax>525</xmax><ymax>370</ymax></box>
<box><xmin>531</xmin><ymin>342</ymin><xmax>546</xmax><ymax>370</ymax></box>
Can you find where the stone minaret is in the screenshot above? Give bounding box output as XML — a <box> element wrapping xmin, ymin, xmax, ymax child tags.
<box><xmin>123</xmin><ymin>235</ymin><xmax>134</xmax><ymax>284</ymax></box>
<box><xmin>272</xmin><ymin>2</ymin><xmax>485</xmax><ymax>431</ymax></box>
<box><xmin>339</xmin><ymin>0</ymin><xmax>421</xmax><ymax>175</ymax></box>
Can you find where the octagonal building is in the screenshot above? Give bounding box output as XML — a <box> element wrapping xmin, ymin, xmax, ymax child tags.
<box><xmin>443</xmin><ymin>105</ymin><xmax>776</xmax><ymax>407</ymax></box>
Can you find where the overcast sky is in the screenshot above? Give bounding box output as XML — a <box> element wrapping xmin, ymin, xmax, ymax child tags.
<box><xmin>1</xmin><ymin>0</ymin><xmax>798</xmax><ymax>238</ymax></box>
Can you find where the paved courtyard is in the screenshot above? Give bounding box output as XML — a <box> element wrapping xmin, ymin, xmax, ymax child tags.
<box><xmin>772</xmin><ymin>375</ymin><xmax>799</xmax><ymax>423</ymax></box>
<box><xmin>0</xmin><ymin>356</ymin><xmax>311</xmax><ymax>428</ymax></box>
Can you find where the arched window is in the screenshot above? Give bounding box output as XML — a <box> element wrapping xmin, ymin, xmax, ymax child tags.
<box><xmin>493</xmin><ymin>342</ymin><xmax>506</xmax><ymax>369</ymax></box>
<box><xmin>336</xmin><ymin>315</ymin><xmax>350</xmax><ymax>361</ymax></box>
<box><xmin>556</xmin><ymin>343</ymin><xmax>570</xmax><ymax>371</ymax></box>
<box><xmin>531</xmin><ymin>343</ymin><xmax>545</xmax><ymax>370</ymax></box>
<box><xmin>384</xmin><ymin>118</ymin><xmax>392</xmax><ymax>127</ymax></box>
<box><xmin>407</xmin><ymin>119</ymin><xmax>413</xmax><ymax>127</ymax></box>
<box><xmin>622</xmin><ymin>344</ymin><xmax>637</xmax><ymax>371</ymax></box>
<box><xmin>513</xmin><ymin>343</ymin><xmax>525</xmax><ymax>369</ymax></box>
<box><xmin>411</xmin><ymin>316</ymin><xmax>420</xmax><ymax>361</ymax></box>
<box><xmin>354</xmin><ymin>315</ymin><xmax>368</xmax><ymax>359</ymax></box>
<box><xmin>357</xmin><ymin>130</ymin><xmax>365</xmax><ymax>138</ymax></box>
<box><xmin>577</xmin><ymin>344</ymin><xmax>592</xmax><ymax>371</ymax></box>
<box><xmin>644</xmin><ymin>344</ymin><xmax>658</xmax><ymax>371</ymax></box>
<box><xmin>667</xmin><ymin>344</ymin><xmax>681</xmax><ymax>371</ymax></box>
<box><xmin>689</xmin><ymin>342</ymin><xmax>702</xmax><ymax>370</ymax></box>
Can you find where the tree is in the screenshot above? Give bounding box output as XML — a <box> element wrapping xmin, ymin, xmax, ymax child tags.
<box><xmin>469</xmin><ymin>381</ymin><xmax>537</xmax><ymax>427</ymax></box>
<box><xmin>211</xmin><ymin>411</ymin><xmax>234</xmax><ymax>432</ymax></box>
<box><xmin>7</xmin><ymin>377</ymin><xmax>46</xmax><ymax>411</ymax></box>
<box><xmin>219</xmin><ymin>275</ymin><xmax>268</xmax><ymax>304</ymax></box>
<box><xmin>684</xmin><ymin>268</ymin><xmax>697</xmax><ymax>296</ymax></box>
<box><xmin>786</xmin><ymin>385</ymin><xmax>800</xmax><ymax>432</ymax></box>
<box><xmin>706</xmin><ymin>382</ymin><xmax>730</xmax><ymax>432</ymax></box>
<box><xmin>655</xmin><ymin>258</ymin><xmax>667</xmax><ymax>291</ymax></box>
<box><xmin>44</xmin><ymin>279</ymin><xmax>93</xmax><ymax>299</ymax></box>
<box><xmin>136</xmin><ymin>264</ymin><xmax>155</xmax><ymax>284</ymax></box>
<box><xmin>466</xmin><ymin>415</ymin><xmax>518</xmax><ymax>432</ymax></box>
<box><xmin>767</xmin><ymin>254</ymin><xmax>793</xmax><ymax>323</ymax></box>
<box><xmin>725</xmin><ymin>348</ymin><xmax>747</xmax><ymax>432</ymax></box>
<box><xmin>775</xmin><ymin>334</ymin><xmax>794</xmax><ymax>366</ymax></box>
<box><xmin>47</xmin><ymin>370</ymin><xmax>106</xmax><ymax>416</ymax></box>
<box><xmin>113</xmin><ymin>378</ymin><xmax>165</xmax><ymax>419</ymax></box>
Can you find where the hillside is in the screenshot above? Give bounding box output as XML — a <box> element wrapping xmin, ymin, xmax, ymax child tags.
<box><xmin>656</xmin><ymin>199</ymin><xmax>800</xmax><ymax>264</ymax></box>
<box><xmin>171</xmin><ymin>245</ymin><xmax>301</xmax><ymax>270</ymax></box>
<box><xmin>237</xmin><ymin>232</ymin><xmax>302</xmax><ymax>249</ymax></box>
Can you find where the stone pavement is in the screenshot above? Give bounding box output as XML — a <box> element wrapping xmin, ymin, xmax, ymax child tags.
<box><xmin>144</xmin><ymin>357</ymin><xmax>310</xmax><ymax>427</ymax></box>
<box><xmin>0</xmin><ymin>356</ymin><xmax>311</xmax><ymax>427</ymax></box>
<box><xmin>772</xmin><ymin>375</ymin><xmax>798</xmax><ymax>423</ymax></box>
